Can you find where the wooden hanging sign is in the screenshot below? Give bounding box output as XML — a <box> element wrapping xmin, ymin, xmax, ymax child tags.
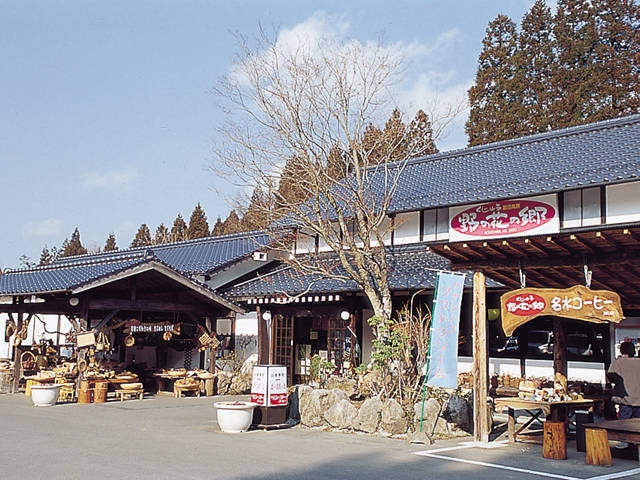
<box><xmin>501</xmin><ymin>285</ymin><xmax>624</xmax><ymax>336</ymax></box>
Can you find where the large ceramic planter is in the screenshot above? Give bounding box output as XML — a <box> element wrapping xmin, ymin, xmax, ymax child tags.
<box><xmin>214</xmin><ymin>401</ymin><xmax>257</xmax><ymax>433</ymax></box>
<box><xmin>30</xmin><ymin>384</ymin><xmax>63</xmax><ymax>407</ymax></box>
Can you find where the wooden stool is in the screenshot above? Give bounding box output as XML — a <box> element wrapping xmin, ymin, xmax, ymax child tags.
<box><xmin>174</xmin><ymin>383</ymin><xmax>200</xmax><ymax>398</ymax></box>
<box><xmin>115</xmin><ymin>388</ymin><xmax>144</xmax><ymax>401</ymax></box>
<box><xmin>585</xmin><ymin>427</ymin><xmax>613</xmax><ymax>466</ymax></box>
<box><xmin>543</xmin><ymin>421</ymin><xmax>567</xmax><ymax>460</ymax></box>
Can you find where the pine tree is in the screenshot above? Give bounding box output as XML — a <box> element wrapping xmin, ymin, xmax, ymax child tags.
<box><xmin>552</xmin><ymin>0</ymin><xmax>600</xmax><ymax>128</ymax></box>
<box><xmin>186</xmin><ymin>203</ymin><xmax>210</xmax><ymax>239</ymax></box>
<box><xmin>518</xmin><ymin>0</ymin><xmax>558</xmax><ymax>135</ymax></box>
<box><xmin>220</xmin><ymin>210</ymin><xmax>241</xmax><ymax>235</ymax></box>
<box><xmin>211</xmin><ymin>217</ymin><xmax>225</xmax><ymax>236</ymax></box>
<box><xmin>407</xmin><ymin>110</ymin><xmax>438</xmax><ymax>157</ymax></box>
<box><xmin>104</xmin><ymin>233</ymin><xmax>118</xmax><ymax>252</ymax></box>
<box><xmin>590</xmin><ymin>0</ymin><xmax>640</xmax><ymax>120</ymax></box>
<box><xmin>153</xmin><ymin>224</ymin><xmax>170</xmax><ymax>245</ymax></box>
<box><xmin>39</xmin><ymin>246</ymin><xmax>53</xmax><ymax>266</ymax></box>
<box><xmin>131</xmin><ymin>224</ymin><xmax>152</xmax><ymax>248</ymax></box>
<box><xmin>170</xmin><ymin>214</ymin><xmax>188</xmax><ymax>242</ymax></box>
<box><xmin>466</xmin><ymin>14</ymin><xmax>521</xmax><ymax>146</ymax></box>
<box><xmin>241</xmin><ymin>187</ymin><xmax>271</xmax><ymax>232</ymax></box>
<box><xmin>61</xmin><ymin>228</ymin><xmax>88</xmax><ymax>257</ymax></box>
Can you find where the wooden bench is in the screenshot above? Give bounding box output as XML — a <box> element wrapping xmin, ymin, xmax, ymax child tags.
<box><xmin>584</xmin><ymin>419</ymin><xmax>640</xmax><ymax>465</ymax></box>
<box><xmin>114</xmin><ymin>388</ymin><xmax>144</xmax><ymax>401</ymax></box>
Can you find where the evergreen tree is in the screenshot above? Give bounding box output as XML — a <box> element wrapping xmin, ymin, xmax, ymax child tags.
<box><xmin>590</xmin><ymin>0</ymin><xmax>640</xmax><ymax>120</ymax></box>
<box><xmin>407</xmin><ymin>109</ymin><xmax>439</xmax><ymax>156</ymax></box>
<box><xmin>518</xmin><ymin>0</ymin><xmax>558</xmax><ymax>135</ymax></box>
<box><xmin>131</xmin><ymin>224</ymin><xmax>152</xmax><ymax>248</ymax></box>
<box><xmin>170</xmin><ymin>214</ymin><xmax>188</xmax><ymax>242</ymax></box>
<box><xmin>153</xmin><ymin>224</ymin><xmax>170</xmax><ymax>245</ymax></box>
<box><xmin>552</xmin><ymin>0</ymin><xmax>600</xmax><ymax>127</ymax></box>
<box><xmin>220</xmin><ymin>210</ymin><xmax>241</xmax><ymax>235</ymax></box>
<box><xmin>39</xmin><ymin>246</ymin><xmax>54</xmax><ymax>266</ymax></box>
<box><xmin>466</xmin><ymin>14</ymin><xmax>521</xmax><ymax>146</ymax></box>
<box><xmin>104</xmin><ymin>233</ymin><xmax>118</xmax><ymax>252</ymax></box>
<box><xmin>211</xmin><ymin>217</ymin><xmax>225</xmax><ymax>236</ymax></box>
<box><xmin>381</xmin><ymin>108</ymin><xmax>410</xmax><ymax>163</ymax></box>
<box><xmin>241</xmin><ymin>187</ymin><xmax>272</xmax><ymax>231</ymax></box>
<box><xmin>186</xmin><ymin>203</ymin><xmax>210</xmax><ymax>239</ymax></box>
<box><xmin>61</xmin><ymin>228</ymin><xmax>88</xmax><ymax>257</ymax></box>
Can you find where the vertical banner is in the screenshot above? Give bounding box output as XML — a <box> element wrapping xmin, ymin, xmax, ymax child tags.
<box><xmin>427</xmin><ymin>272</ymin><xmax>466</xmax><ymax>388</ymax></box>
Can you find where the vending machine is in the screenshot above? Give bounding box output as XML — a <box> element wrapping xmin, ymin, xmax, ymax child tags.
<box><xmin>250</xmin><ymin>364</ymin><xmax>288</xmax><ymax>427</ymax></box>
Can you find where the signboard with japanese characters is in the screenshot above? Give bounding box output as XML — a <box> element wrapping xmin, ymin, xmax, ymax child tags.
<box><xmin>449</xmin><ymin>194</ymin><xmax>559</xmax><ymax>241</ymax></box>
<box><xmin>501</xmin><ymin>285</ymin><xmax>625</xmax><ymax>336</ymax></box>
<box><xmin>250</xmin><ymin>365</ymin><xmax>288</xmax><ymax>407</ymax></box>
<box><xmin>250</xmin><ymin>365</ymin><xmax>268</xmax><ymax>406</ymax></box>
<box><xmin>267</xmin><ymin>365</ymin><xmax>288</xmax><ymax>406</ymax></box>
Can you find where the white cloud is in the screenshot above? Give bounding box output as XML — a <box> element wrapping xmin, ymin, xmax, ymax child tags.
<box><xmin>81</xmin><ymin>168</ymin><xmax>138</xmax><ymax>192</ymax></box>
<box><xmin>24</xmin><ymin>218</ymin><xmax>64</xmax><ymax>237</ymax></box>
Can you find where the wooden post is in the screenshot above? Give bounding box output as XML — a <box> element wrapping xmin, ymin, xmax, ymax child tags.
<box><xmin>257</xmin><ymin>306</ymin><xmax>269</xmax><ymax>364</ymax></box>
<box><xmin>585</xmin><ymin>428</ymin><xmax>613</xmax><ymax>466</ymax></box>
<box><xmin>543</xmin><ymin>421</ymin><xmax>567</xmax><ymax>459</ymax></box>
<box><xmin>472</xmin><ymin>271</ymin><xmax>490</xmax><ymax>443</ymax></box>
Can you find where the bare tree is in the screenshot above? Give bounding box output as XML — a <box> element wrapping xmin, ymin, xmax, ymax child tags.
<box><xmin>213</xmin><ymin>28</ymin><xmax>449</xmax><ymax>333</ymax></box>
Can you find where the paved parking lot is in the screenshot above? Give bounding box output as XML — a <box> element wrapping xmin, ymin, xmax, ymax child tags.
<box><xmin>1</xmin><ymin>392</ymin><xmax>639</xmax><ymax>480</ymax></box>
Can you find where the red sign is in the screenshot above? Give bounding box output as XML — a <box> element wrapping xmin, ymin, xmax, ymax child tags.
<box><xmin>450</xmin><ymin>198</ymin><xmax>557</xmax><ymax>240</ymax></box>
<box><xmin>503</xmin><ymin>293</ymin><xmax>546</xmax><ymax>316</ymax></box>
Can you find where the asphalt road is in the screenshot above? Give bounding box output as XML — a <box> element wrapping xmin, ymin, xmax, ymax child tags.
<box><xmin>1</xmin><ymin>392</ymin><xmax>639</xmax><ymax>480</ymax></box>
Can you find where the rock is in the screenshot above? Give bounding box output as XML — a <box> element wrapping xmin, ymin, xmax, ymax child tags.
<box><xmin>354</xmin><ymin>396</ymin><xmax>383</xmax><ymax>433</ymax></box>
<box><xmin>413</xmin><ymin>398</ymin><xmax>441</xmax><ymax>435</ymax></box>
<box><xmin>380</xmin><ymin>398</ymin><xmax>407</xmax><ymax>435</ymax></box>
<box><xmin>445</xmin><ymin>395</ymin><xmax>471</xmax><ymax>432</ymax></box>
<box><xmin>300</xmin><ymin>388</ymin><xmax>331</xmax><ymax>427</ymax></box>
<box><xmin>325</xmin><ymin>376</ymin><xmax>358</xmax><ymax>398</ymax></box>
<box><xmin>240</xmin><ymin>353</ymin><xmax>258</xmax><ymax>374</ymax></box>
<box><xmin>325</xmin><ymin>399</ymin><xmax>358</xmax><ymax>429</ymax></box>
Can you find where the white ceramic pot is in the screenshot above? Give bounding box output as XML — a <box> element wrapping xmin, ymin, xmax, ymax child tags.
<box><xmin>30</xmin><ymin>384</ymin><xmax>63</xmax><ymax>407</ymax></box>
<box><xmin>214</xmin><ymin>401</ymin><xmax>258</xmax><ymax>433</ymax></box>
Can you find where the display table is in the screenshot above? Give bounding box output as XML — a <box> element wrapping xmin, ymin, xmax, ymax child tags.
<box><xmin>494</xmin><ymin>397</ymin><xmax>594</xmax><ymax>443</ymax></box>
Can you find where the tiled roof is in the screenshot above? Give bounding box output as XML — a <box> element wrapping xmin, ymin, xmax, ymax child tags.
<box><xmin>0</xmin><ymin>231</ymin><xmax>272</xmax><ymax>296</ymax></box>
<box><xmin>387</xmin><ymin>114</ymin><xmax>640</xmax><ymax>212</ymax></box>
<box><xmin>52</xmin><ymin>230</ymin><xmax>273</xmax><ymax>275</ymax></box>
<box><xmin>0</xmin><ymin>255</ymin><xmax>149</xmax><ymax>295</ymax></box>
<box><xmin>223</xmin><ymin>245</ymin><xmax>502</xmax><ymax>299</ymax></box>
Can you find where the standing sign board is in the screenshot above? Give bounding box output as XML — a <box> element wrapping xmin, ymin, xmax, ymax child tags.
<box><xmin>250</xmin><ymin>365</ymin><xmax>288</xmax><ymax>407</ymax></box>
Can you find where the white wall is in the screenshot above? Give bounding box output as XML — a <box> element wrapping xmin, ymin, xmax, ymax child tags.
<box><xmin>607</xmin><ymin>182</ymin><xmax>640</xmax><ymax>224</ymax></box>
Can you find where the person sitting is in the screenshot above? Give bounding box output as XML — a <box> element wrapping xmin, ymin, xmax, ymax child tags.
<box><xmin>607</xmin><ymin>341</ymin><xmax>640</xmax><ymax>448</ymax></box>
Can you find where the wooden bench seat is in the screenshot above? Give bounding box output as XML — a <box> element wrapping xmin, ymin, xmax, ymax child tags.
<box><xmin>174</xmin><ymin>383</ymin><xmax>201</xmax><ymax>398</ymax></box>
<box><xmin>584</xmin><ymin>419</ymin><xmax>640</xmax><ymax>465</ymax></box>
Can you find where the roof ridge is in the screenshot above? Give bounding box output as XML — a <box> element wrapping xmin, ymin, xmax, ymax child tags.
<box><xmin>5</xmin><ymin>251</ymin><xmax>149</xmax><ymax>274</ymax></box>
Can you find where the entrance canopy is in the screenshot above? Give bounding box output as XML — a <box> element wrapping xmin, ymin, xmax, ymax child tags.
<box><xmin>428</xmin><ymin>223</ymin><xmax>640</xmax><ymax>316</ymax></box>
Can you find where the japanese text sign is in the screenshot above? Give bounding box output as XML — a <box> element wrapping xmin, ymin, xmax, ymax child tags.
<box><xmin>449</xmin><ymin>195</ymin><xmax>559</xmax><ymax>241</ymax></box>
<box><xmin>501</xmin><ymin>285</ymin><xmax>624</xmax><ymax>336</ymax></box>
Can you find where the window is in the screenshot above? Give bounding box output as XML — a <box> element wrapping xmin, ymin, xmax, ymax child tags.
<box><xmin>561</xmin><ymin>187</ymin><xmax>602</xmax><ymax>228</ymax></box>
<box><xmin>422</xmin><ymin>207</ymin><xmax>449</xmax><ymax>241</ymax></box>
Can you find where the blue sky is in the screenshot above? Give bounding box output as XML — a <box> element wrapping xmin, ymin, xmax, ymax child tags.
<box><xmin>0</xmin><ymin>0</ymin><xmax>542</xmax><ymax>269</ymax></box>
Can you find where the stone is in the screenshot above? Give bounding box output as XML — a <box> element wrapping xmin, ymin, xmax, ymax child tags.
<box><xmin>445</xmin><ymin>395</ymin><xmax>471</xmax><ymax>432</ymax></box>
<box><xmin>325</xmin><ymin>376</ymin><xmax>358</xmax><ymax>398</ymax></box>
<box><xmin>354</xmin><ymin>396</ymin><xmax>383</xmax><ymax>433</ymax></box>
<box><xmin>215</xmin><ymin>372</ymin><xmax>232</xmax><ymax>395</ymax></box>
<box><xmin>325</xmin><ymin>399</ymin><xmax>358</xmax><ymax>430</ymax></box>
<box><xmin>380</xmin><ymin>398</ymin><xmax>407</xmax><ymax>435</ymax></box>
<box><xmin>229</xmin><ymin>372</ymin><xmax>252</xmax><ymax>394</ymax></box>
<box><xmin>414</xmin><ymin>397</ymin><xmax>441</xmax><ymax>435</ymax></box>
<box><xmin>300</xmin><ymin>388</ymin><xmax>331</xmax><ymax>427</ymax></box>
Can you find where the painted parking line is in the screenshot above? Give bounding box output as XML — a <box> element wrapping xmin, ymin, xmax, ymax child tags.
<box><xmin>413</xmin><ymin>444</ymin><xmax>640</xmax><ymax>480</ymax></box>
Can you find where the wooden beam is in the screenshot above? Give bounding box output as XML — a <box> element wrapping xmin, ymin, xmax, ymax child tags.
<box><xmin>472</xmin><ymin>271</ymin><xmax>490</xmax><ymax>443</ymax></box>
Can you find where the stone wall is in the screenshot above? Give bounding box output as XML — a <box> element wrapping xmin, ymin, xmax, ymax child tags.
<box><xmin>296</xmin><ymin>380</ymin><xmax>472</xmax><ymax>438</ymax></box>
